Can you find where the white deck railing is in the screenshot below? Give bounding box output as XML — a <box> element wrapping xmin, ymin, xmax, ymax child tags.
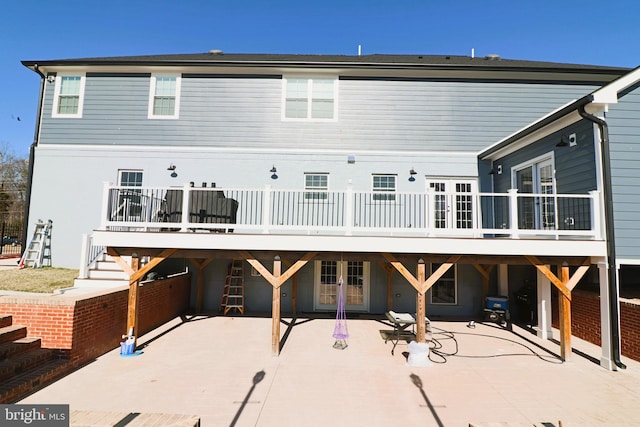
<box><xmin>97</xmin><ymin>182</ymin><xmax>602</xmax><ymax>241</ymax></box>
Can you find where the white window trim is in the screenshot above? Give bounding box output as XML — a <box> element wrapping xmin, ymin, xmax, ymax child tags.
<box><xmin>148</xmin><ymin>74</ymin><xmax>182</xmax><ymax>119</ymax></box>
<box><xmin>372</xmin><ymin>174</ymin><xmax>397</xmax><ymax>201</ymax></box>
<box><xmin>304</xmin><ymin>172</ymin><xmax>329</xmax><ymax>199</ymax></box>
<box><xmin>118</xmin><ymin>169</ymin><xmax>144</xmax><ymax>186</ymax></box>
<box><xmin>52</xmin><ymin>73</ymin><xmax>86</xmax><ymax>118</ymax></box>
<box><xmin>282</xmin><ymin>76</ymin><xmax>338</xmax><ymax>121</ymax></box>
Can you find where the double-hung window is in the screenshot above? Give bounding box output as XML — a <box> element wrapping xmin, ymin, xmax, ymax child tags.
<box><xmin>304</xmin><ymin>173</ymin><xmax>329</xmax><ymax>200</ymax></box>
<box><xmin>148</xmin><ymin>74</ymin><xmax>181</xmax><ymax>119</ymax></box>
<box><xmin>372</xmin><ymin>174</ymin><xmax>396</xmax><ymax>201</ymax></box>
<box><xmin>284</xmin><ymin>77</ymin><xmax>336</xmax><ymax>120</ymax></box>
<box><xmin>52</xmin><ymin>74</ymin><xmax>86</xmax><ymax>118</ymax></box>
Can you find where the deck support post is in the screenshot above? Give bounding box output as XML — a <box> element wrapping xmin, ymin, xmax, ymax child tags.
<box><xmin>526</xmin><ymin>256</ymin><xmax>590</xmax><ymax>361</ymax></box>
<box><xmin>192</xmin><ymin>259</ymin><xmax>213</xmax><ymax>314</ymax></box>
<box><xmin>383</xmin><ymin>253</ymin><xmax>459</xmax><ymax>343</ymax></box>
<box><xmin>416</xmin><ymin>259</ymin><xmax>427</xmax><ymax>343</ymax></box>
<box><xmin>272</xmin><ymin>256</ymin><xmax>282</xmax><ymax>356</ymax></box>
<box><xmin>241</xmin><ymin>250</ymin><xmax>316</xmax><ymax>356</ymax></box>
<box><xmin>559</xmin><ymin>263</ymin><xmax>572</xmax><ymax>361</ymax></box>
<box><xmin>537</xmin><ymin>266</ymin><xmax>553</xmax><ymax>339</ymax></box>
<box><xmin>598</xmin><ymin>259</ymin><xmax>615</xmax><ymax>369</ymax></box>
<box><xmin>498</xmin><ymin>264</ymin><xmax>509</xmax><ymax>296</ymax></box>
<box><xmin>127</xmin><ymin>253</ymin><xmax>140</xmax><ymax>345</ymax></box>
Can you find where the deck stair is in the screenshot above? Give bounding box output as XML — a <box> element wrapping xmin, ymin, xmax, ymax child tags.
<box><xmin>73</xmin><ymin>253</ymin><xmax>130</xmax><ymax>288</ymax></box>
<box><xmin>0</xmin><ymin>315</ymin><xmax>71</xmax><ymax>403</ymax></box>
<box><xmin>219</xmin><ymin>259</ymin><xmax>245</xmax><ymax>315</ymax></box>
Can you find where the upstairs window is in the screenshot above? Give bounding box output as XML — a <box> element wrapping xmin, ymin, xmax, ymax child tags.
<box><xmin>148</xmin><ymin>75</ymin><xmax>181</xmax><ymax>119</ymax></box>
<box><xmin>372</xmin><ymin>174</ymin><xmax>396</xmax><ymax>201</ymax></box>
<box><xmin>52</xmin><ymin>74</ymin><xmax>86</xmax><ymax>118</ymax></box>
<box><xmin>304</xmin><ymin>173</ymin><xmax>329</xmax><ymax>200</ymax></box>
<box><xmin>284</xmin><ymin>77</ymin><xmax>336</xmax><ymax>120</ymax></box>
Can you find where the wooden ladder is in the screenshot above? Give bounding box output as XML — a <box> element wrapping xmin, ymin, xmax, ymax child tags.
<box><xmin>220</xmin><ymin>259</ymin><xmax>245</xmax><ymax>315</ymax></box>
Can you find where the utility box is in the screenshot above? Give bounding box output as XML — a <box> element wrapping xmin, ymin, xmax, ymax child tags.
<box><xmin>486</xmin><ymin>295</ymin><xmax>509</xmax><ymax>311</ymax></box>
<box><xmin>484</xmin><ymin>296</ymin><xmax>510</xmax><ymax>327</ymax></box>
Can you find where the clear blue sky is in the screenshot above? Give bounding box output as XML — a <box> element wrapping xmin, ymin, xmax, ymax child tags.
<box><xmin>2</xmin><ymin>0</ymin><xmax>639</xmax><ymax>158</ymax></box>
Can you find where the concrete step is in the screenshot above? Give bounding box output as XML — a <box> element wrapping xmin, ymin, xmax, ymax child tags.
<box><xmin>0</xmin><ymin>358</ymin><xmax>71</xmax><ymax>403</ymax></box>
<box><xmin>0</xmin><ymin>337</ymin><xmax>42</xmax><ymax>362</ymax></box>
<box><xmin>0</xmin><ymin>347</ymin><xmax>55</xmax><ymax>383</ymax></box>
<box><xmin>0</xmin><ymin>324</ymin><xmax>28</xmax><ymax>345</ymax></box>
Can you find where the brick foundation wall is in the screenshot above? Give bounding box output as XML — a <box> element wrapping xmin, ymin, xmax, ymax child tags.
<box><xmin>552</xmin><ymin>289</ymin><xmax>640</xmax><ymax>362</ymax></box>
<box><xmin>620</xmin><ymin>300</ymin><xmax>640</xmax><ymax>362</ymax></box>
<box><xmin>0</xmin><ymin>272</ymin><xmax>191</xmax><ymax>367</ymax></box>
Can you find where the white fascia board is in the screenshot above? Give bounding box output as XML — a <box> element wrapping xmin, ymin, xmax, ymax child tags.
<box><xmin>91</xmin><ymin>231</ymin><xmax>607</xmax><ymax>258</ymax></box>
<box><xmin>591</xmin><ymin>65</ymin><xmax>640</xmax><ymax>104</ymax></box>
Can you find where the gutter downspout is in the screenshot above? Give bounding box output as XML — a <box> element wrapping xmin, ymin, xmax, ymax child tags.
<box><xmin>578</xmin><ymin>101</ymin><xmax>627</xmax><ymax>370</ymax></box>
<box><xmin>21</xmin><ymin>64</ymin><xmax>45</xmax><ymax>256</ymax></box>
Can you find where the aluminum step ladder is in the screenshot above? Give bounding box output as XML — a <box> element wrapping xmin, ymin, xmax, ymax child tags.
<box><xmin>219</xmin><ymin>259</ymin><xmax>245</xmax><ymax>315</ymax></box>
<box><xmin>19</xmin><ymin>220</ymin><xmax>53</xmax><ymax>268</ymax></box>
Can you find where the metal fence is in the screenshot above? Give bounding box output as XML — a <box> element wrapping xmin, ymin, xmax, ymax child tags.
<box><xmin>0</xmin><ymin>222</ymin><xmax>23</xmax><ymax>256</ymax></box>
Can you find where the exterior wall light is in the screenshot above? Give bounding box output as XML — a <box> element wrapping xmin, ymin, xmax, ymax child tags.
<box><xmin>489</xmin><ymin>165</ymin><xmax>502</xmax><ymax>175</ymax></box>
<box><xmin>409</xmin><ymin>168</ymin><xmax>417</xmax><ymax>182</ymax></box>
<box><xmin>270</xmin><ymin>166</ymin><xmax>278</xmax><ymax>179</ymax></box>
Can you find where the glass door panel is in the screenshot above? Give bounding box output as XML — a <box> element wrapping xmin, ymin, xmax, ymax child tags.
<box><xmin>514</xmin><ymin>157</ymin><xmax>555</xmax><ymax>230</ymax></box>
<box><xmin>538</xmin><ymin>161</ymin><xmax>555</xmax><ymax>229</ymax></box>
<box><xmin>516</xmin><ymin>166</ymin><xmax>534</xmax><ymax>229</ymax></box>
<box><xmin>427</xmin><ymin>179</ymin><xmax>477</xmax><ymax>231</ymax></box>
<box><xmin>314</xmin><ymin>261</ymin><xmax>369</xmax><ymax>311</ymax></box>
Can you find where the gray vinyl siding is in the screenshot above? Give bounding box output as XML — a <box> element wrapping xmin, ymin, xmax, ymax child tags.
<box><xmin>39</xmin><ymin>73</ymin><xmax>597</xmax><ymax>153</ymax></box>
<box><xmin>605</xmin><ymin>85</ymin><xmax>640</xmax><ymax>261</ymax></box>
<box><xmin>491</xmin><ymin>120</ymin><xmax>597</xmax><ymax>194</ymax></box>
<box><xmin>486</xmin><ymin>120</ymin><xmax>596</xmax><ymax>232</ymax></box>
<box><xmin>339</xmin><ymin>79</ymin><xmax>595</xmax><ymax>152</ymax></box>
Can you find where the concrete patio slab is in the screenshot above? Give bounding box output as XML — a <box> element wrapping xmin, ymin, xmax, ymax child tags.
<box><xmin>19</xmin><ymin>315</ymin><xmax>640</xmax><ymax>426</ymax></box>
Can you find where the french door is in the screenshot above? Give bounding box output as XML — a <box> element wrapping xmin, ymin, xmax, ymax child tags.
<box><xmin>514</xmin><ymin>157</ymin><xmax>555</xmax><ymax>230</ymax></box>
<box><xmin>314</xmin><ymin>261</ymin><xmax>370</xmax><ymax>311</ymax></box>
<box><xmin>426</xmin><ymin>179</ymin><xmax>477</xmax><ymax>232</ymax></box>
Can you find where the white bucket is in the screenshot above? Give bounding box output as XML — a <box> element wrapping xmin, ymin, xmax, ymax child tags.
<box><xmin>406</xmin><ymin>341</ymin><xmax>431</xmax><ymax>367</ymax></box>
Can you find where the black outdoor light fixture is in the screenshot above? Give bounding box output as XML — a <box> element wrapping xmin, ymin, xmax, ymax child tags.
<box><xmin>167</xmin><ymin>164</ymin><xmax>177</xmax><ymax>178</ymax></box>
<box><xmin>409</xmin><ymin>168</ymin><xmax>417</xmax><ymax>182</ymax></box>
<box><xmin>270</xmin><ymin>166</ymin><xmax>278</xmax><ymax>179</ymax></box>
<box><xmin>489</xmin><ymin>165</ymin><xmax>502</xmax><ymax>175</ymax></box>
<box><xmin>557</xmin><ymin>133</ymin><xmax>577</xmax><ymax>148</ymax></box>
